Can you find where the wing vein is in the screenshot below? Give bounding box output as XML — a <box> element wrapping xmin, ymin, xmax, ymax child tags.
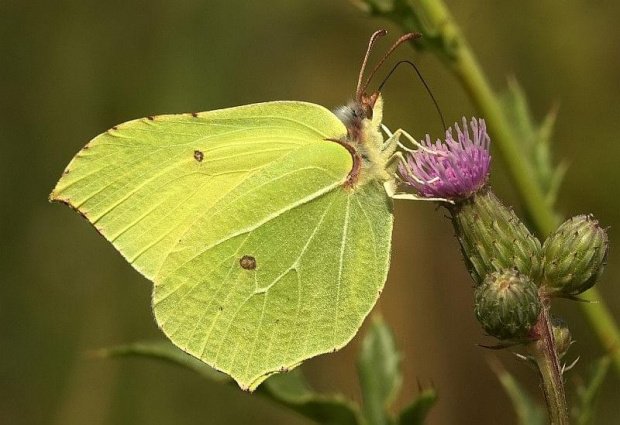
<box><xmin>333</xmin><ymin>194</ymin><xmax>351</xmax><ymax>346</ymax></box>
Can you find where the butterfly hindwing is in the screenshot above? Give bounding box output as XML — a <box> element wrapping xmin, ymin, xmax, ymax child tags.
<box><xmin>154</xmin><ymin>179</ymin><xmax>392</xmax><ymax>390</ymax></box>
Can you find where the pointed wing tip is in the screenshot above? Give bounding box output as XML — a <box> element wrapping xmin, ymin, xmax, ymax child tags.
<box><xmin>49</xmin><ymin>167</ymin><xmax>74</xmax><ymax>202</ymax></box>
<box><xmin>49</xmin><ymin>190</ymin><xmax>68</xmax><ymax>205</ymax></box>
<box><xmin>49</xmin><ymin>183</ymin><xmax>65</xmax><ymax>202</ymax></box>
<box><xmin>48</xmin><ymin>186</ymin><xmax>73</xmax><ymax>207</ymax></box>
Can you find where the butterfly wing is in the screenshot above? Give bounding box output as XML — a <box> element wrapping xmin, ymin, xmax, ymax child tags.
<box><xmin>51</xmin><ymin>101</ymin><xmax>393</xmax><ymax>390</ymax></box>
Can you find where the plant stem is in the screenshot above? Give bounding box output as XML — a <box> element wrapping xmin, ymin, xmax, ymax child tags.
<box><xmin>529</xmin><ymin>303</ymin><xmax>569</xmax><ymax>425</ymax></box>
<box><xmin>360</xmin><ymin>0</ymin><xmax>620</xmax><ymax>379</ymax></box>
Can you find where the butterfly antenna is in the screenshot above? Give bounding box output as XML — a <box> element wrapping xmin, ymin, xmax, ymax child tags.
<box><xmin>360</xmin><ymin>32</ymin><xmax>422</xmax><ymax>98</ymax></box>
<box><xmin>378</xmin><ymin>59</ymin><xmax>447</xmax><ymax>132</ymax></box>
<box><xmin>356</xmin><ymin>29</ymin><xmax>388</xmax><ymax>100</ymax></box>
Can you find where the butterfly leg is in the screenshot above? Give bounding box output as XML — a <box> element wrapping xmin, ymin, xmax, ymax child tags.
<box><xmin>379</xmin><ymin>124</ymin><xmax>400</xmax><ymax>159</ymax></box>
<box><xmin>380</xmin><ymin>127</ymin><xmax>427</xmax><ymax>167</ymax></box>
<box><xmin>383</xmin><ymin>148</ymin><xmax>450</xmax><ymax>204</ymax></box>
<box><xmin>382</xmin><ymin>165</ymin><xmax>450</xmax><ymax>203</ymax></box>
<box><xmin>381</xmin><ymin>125</ymin><xmax>414</xmax><ymax>154</ymax></box>
<box><xmin>384</xmin><ymin>150</ymin><xmax>438</xmax><ymax>185</ymax></box>
<box><xmin>391</xmin><ymin>192</ymin><xmax>453</xmax><ymax>203</ymax></box>
<box><xmin>392</xmin><ymin>127</ymin><xmax>447</xmax><ymax>156</ymax></box>
<box><xmin>381</xmin><ymin>126</ymin><xmax>436</xmax><ymax>156</ymax></box>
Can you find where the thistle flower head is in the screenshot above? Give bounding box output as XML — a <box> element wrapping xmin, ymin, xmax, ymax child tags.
<box><xmin>399</xmin><ymin>117</ymin><xmax>491</xmax><ymax>201</ymax></box>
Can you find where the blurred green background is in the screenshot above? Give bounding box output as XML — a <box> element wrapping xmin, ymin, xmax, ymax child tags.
<box><xmin>2</xmin><ymin>0</ymin><xmax>619</xmax><ymax>424</ymax></box>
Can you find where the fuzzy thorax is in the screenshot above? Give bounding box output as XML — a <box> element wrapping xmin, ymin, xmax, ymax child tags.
<box><xmin>333</xmin><ymin>94</ymin><xmax>395</xmax><ymax>188</ymax></box>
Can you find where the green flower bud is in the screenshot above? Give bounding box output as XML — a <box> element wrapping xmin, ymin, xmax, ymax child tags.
<box><xmin>550</xmin><ymin>316</ymin><xmax>572</xmax><ymax>358</ymax></box>
<box><xmin>474</xmin><ymin>269</ymin><xmax>542</xmax><ymax>341</ymax></box>
<box><xmin>541</xmin><ymin>214</ymin><xmax>608</xmax><ymax>297</ymax></box>
<box><xmin>449</xmin><ymin>187</ymin><xmax>542</xmax><ymax>285</ymax></box>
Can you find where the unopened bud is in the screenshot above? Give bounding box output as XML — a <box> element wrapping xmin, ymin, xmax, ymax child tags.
<box><xmin>550</xmin><ymin>316</ymin><xmax>572</xmax><ymax>358</ymax></box>
<box><xmin>541</xmin><ymin>214</ymin><xmax>608</xmax><ymax>297</ymax></box>
<box><xmin>474</xmin><ymin>269</ymin><xmax>542</xmax><ymax>341</ymax></box>
<box><xmin>450</xmin><ymin>188</ymin><xmax>542</xmax><ymax>285</ymax></box>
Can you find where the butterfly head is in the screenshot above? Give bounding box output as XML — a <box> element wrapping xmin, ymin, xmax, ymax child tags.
<box><xmin>332</xmin><ymin>31</ymin><xmax>420</xmax><ymax>189</ymax></box>
<box><xmin>336</xmin><ymin>31</ymin><xmax>419</xmax><ymax>142</ymax></box>
<box><xmin>333</xmin><ymin>91</ymin><xmax>383</xmax><ymax>142</ymax></box>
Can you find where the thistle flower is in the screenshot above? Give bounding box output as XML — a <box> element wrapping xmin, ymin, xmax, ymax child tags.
<box><xmin>399</xmin><ymin>117</ymin><xmax>491</xmax><ymax>201</ymax></box>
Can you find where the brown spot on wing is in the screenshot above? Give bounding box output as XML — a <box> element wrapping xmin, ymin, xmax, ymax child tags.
<box><xmin>193</xmin><ymin>150</ymin><xmax>204</xmax><ymax>162</ymax></box>
<box><xmin>191</xmin><ymin>112</ymin><xmax>198</xmax><ymax>118</ymax></box>
<box><xmin>239</xmin><ymin>255</ymin><xmax>257</xmax><ymax>270</ymax></box>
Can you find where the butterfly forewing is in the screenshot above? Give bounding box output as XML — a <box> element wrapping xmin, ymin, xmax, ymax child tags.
<box><xmin>51</xmin><ymin>101</ymin><xmax>347</xmax><ymax>279</ymax></box>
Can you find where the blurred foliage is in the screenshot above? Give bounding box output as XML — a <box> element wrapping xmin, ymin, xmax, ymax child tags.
<box><xmin>358</xmin><ymin>316</ymin><xmax>403</xmax><ymax>425</ymax></box>
<box><xmin>490</xmin><ymin>360</ymin><xmax>546</xmax><ymax>425</ymax></box>
<box><xmin>572</xmin><ymin>356</ymin><xmax>611</xmax><ymax>425</ymax></box>
<box><xmin>491</xmin><ymin>355</ymin><xmax>611</xmax><ymax>425</ymax></box>
<box><xmin>96</xmin><ymin>341</ymin><xmax>365</xmax><ymax>425</ymax></box>
<box><xmin>498</xmin><ymin>79</ymin><xmax>566</xmax><ymax>212</ymax></box>
<box><xmin>2</xmin><ymin>0</ymin><xmax>619</xmax><ymax>424</ymax></box>
<box><xmin>94</xmin><ymin>317</ymin><xmax>435</xmax><ymax>425</ymax></box>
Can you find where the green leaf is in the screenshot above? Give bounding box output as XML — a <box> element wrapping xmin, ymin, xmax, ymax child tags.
<box><xmin>491</xmin><ymin>360</ymin><xmax>546</xmax><ymax>425</ymax></box>
<box><xmin>357</xmin><ymin>316</ymin><xmax>402</xmax><ymax>425</ymax></box>
<box><xmin>572</xmin><ymin>356</ymin><xmax>611</xmax><ymax>425</ymax></box>
<box><xmin>397</xmin><ymin>387</ymin><xmax>437</xmax><ymax>425</ymax></box>
<box><xmin>94</xmin><ymin>340</ymin><xmax>364</xmax><ymax>425</ymax></box>
<box><xmin>51</xmin><ymin>100</ymin><xmax>394</xmax><ymax>390</ymax></box>
<box><xmin>262</xmin><ymin>372</ymin><xmax>365</xmax><ymax>425</ymax></box>
<box><xmin>499</xmin><ymin>78</ymin><xmax>566</xmax><ymax>209</ymax></box>
<box><xmin>92</xmin><ymin>340</ymin><xmax>230</xmax><ymax>383</ymax></box>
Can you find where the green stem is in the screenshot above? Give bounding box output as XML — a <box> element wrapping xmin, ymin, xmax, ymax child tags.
<box><xmin>360</xmin><ymin>0</ymin><xmax>620</xmax><ymax>379</ymax></box>
<box><xmin>529</xmin><ymin>304</ymin><xmax>570</xmax><ymax>425</ymax></box>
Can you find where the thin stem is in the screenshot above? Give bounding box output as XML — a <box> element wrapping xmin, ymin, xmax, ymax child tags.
<box><xmin>528</xmin><ymin>304</ymin><xmax>569</xmax><ymax>425</ymax></box>
<box><xmin>359</xmin><ymin>0</ymin><xmax>620</xmax><ymax>379</ymax></box>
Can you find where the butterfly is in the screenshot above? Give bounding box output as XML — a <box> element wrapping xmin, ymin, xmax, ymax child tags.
<box><xmin>50</xmin><ymin>30</ymin><xmax>429</xmax><ymax>390</ymax></box>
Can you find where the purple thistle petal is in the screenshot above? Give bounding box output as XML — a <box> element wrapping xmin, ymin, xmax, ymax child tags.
<box><xmin>399</xmin><ymin>117</ymin><xmax>491</xmax><ymax>200</ymax></box>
